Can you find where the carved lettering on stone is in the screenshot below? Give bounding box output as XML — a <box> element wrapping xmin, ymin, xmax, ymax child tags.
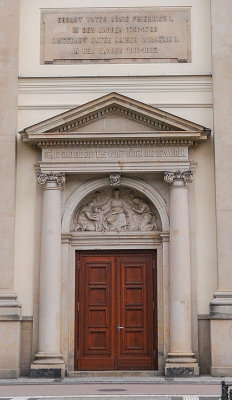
<box><xmin>73</xmin><ymin>188</ymin><xmax>161</xmax><ymax>233</ymax></box>
<box><xmin>41</xmin><ymin>8</ymin><xmax>191</xmax><ymax>64</ymax></box>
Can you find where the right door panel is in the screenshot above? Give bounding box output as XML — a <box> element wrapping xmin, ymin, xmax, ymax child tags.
<box><xmin>116</xmin><ymin>254</ymin><xmax>155</xmax><ymax>370</ymax></box>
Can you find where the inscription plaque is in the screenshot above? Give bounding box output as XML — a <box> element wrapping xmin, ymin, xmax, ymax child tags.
<box><xmin>42</xmin><ymin>146</ymin><xmax>188</xmax><ymax>163</ymax></box>
<box><xmin>41</xmin><ymin>7</ymin><xmax>191</xmax><ymax>64</ymax></box>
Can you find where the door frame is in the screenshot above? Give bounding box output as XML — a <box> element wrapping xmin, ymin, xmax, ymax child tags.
<box><xmin>74</xmin><ymin>249</ymin><xmax>158</xmax><ymax>371</ymax></box>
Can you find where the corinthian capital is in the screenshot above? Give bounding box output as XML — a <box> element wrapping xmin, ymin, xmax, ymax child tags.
<box><xmin>37</xmin><ymin>172</ymin><xmax>66</xmax><ymax>186</ymax></box>
<box><xmin>164</xmin><ymin>170</ymin><xmax>193</xmax><ymax>184</ymax></box>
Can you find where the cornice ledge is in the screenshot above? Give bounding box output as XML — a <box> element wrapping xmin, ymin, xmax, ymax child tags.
<box><xmin>20</xmin><ymin>131</ymin><xmax>209</xmax><ymax>147</ymax></box>
<box><xmin>19</xmin><ymin>93</ymin><xmax>211</xmax><ymax>141</ymax></box>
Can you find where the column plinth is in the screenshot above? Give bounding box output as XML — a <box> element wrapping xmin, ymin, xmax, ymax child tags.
<box><xmin>164</xmin><ymin>171</ymin><xmax>199</xmax><ymax>377</ymax></box>
<box><xmin>30</xmin><ymin>173</ymin><xmax>66</xmax><ymax>379</ymax></box>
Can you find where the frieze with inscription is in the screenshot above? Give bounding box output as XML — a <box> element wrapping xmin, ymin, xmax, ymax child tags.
<box><xmin>42</xmin><ymin>146</ymin><xmax>188</xmax><ymax>162</ymax></box>
<box><xmin>72</xmin><ymin>188</ymin><xmax>162</xmax><ymax>233</ymax></box>
<box><xmin>41</xmin><ymin>7</ymin><xmax>191</xmax><ymax>64</ymax></box>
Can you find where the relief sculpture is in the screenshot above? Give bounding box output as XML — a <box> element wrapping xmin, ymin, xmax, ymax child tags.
<box><xmin>73</xmin><ymin>188</ymin><xmax>161</xmax><ymax>232</ymax></box>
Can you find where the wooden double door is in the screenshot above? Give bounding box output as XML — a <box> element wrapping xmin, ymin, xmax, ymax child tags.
<box><xmin>75</xmin><ymin>251</ymin><xmax>157</xmax><ymax>370</ymax></box>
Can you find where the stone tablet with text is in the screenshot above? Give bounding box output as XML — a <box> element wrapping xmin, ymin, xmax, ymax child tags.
<box><xmin>41</xmin><ymin>7</ymin><xmax>191</xmax><ymax>64</ymax></box>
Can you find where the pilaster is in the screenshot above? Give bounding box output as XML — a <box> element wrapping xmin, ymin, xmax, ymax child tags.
<box><xmin>0</xmin><ymin>0</ymin><xmax>21</xmax><ymax>379</ymax></box>
<box><xmin>210</xmin><ymin>0</ymin><xmax>232</xmax><ymax>376</ymax></box>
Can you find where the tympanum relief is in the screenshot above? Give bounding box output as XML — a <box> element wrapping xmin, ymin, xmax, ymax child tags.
<box><xmin>73</xmin><ymin>188</ymin><xmax>161</xmax><ymax>233</ymax></box>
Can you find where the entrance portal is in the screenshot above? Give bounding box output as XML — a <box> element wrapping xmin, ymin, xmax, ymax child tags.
<box><xmin>75</xmin><ymin>251</ymin><xmax>157</xmax><ymax>370</ymax></box>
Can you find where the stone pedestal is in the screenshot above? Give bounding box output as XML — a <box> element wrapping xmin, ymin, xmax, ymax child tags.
<box><xmin>30</xmin><ymin>173</ymin><xmax>66</xmax><ymax>378</ymax></box>
<box><xmin>164</xmin><ymin>171</ymin><xmax>199</xmax><ymax>377</ymax></box>
<box><xmin>0</xmin><ymin>294</ymin><xmax>21</xmax><ymax>378</ymax></box>
<box><xmin>210</xmin><ymin>292</ymin><xmax>232</xmax><ymax>376</ymax></box>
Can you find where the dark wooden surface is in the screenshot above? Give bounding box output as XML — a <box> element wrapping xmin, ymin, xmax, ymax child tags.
<box><xmin>75</xmin><ymin>251</ymin><xmax>157</xmax><ymax>371</ymax></box>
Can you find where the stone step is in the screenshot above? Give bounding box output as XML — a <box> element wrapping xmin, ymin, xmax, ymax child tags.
<box><xmin>9</xmin><ymin>396</ymin><xmax>220</xmax><ymax>400</ymax></box>
<box><xmin>8</xmin><ymin>394</ymin><xmax>220</xmax><ymax>400</ymax></box>
<box><xmin>68</xmin><ymin>370</ymin><xmax>162</xmax><ymax>378</ymax></box>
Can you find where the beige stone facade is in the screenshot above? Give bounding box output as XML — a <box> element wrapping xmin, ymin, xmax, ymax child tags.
<box><xmin>0</xmin><ymin>0</ymin><xmax>231</xmax><ymax>378</ymax></box>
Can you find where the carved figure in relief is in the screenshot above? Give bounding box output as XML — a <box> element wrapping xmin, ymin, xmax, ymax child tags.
<box><xmin>73</xmin><ymin>188</ymin><xmax>160</xmax><ymax>232</ymax></box>
<box><xmin>74</xmin><ymin>201</ymin><xmax>98</xmax><ymax>232</ymax></box>
<box><xmin>91</xmin><ymin>191</ymin><xmax>109</xmax><ymax>231</ymax></box>
<box><xmin>131</xmin><ymin>198</ymin><xmax>158</xmax><ymax>231</ymax></box>
<box><xmin>103</xmin><ymin>189</ymin><xmax>128</xmax><ymax>231</ymax></box>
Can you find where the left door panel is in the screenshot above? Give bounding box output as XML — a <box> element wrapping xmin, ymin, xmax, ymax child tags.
<box><xmin>77</xmin><ymin>254</ymin><xmax>115</xmax><ymax>370</ymax></box>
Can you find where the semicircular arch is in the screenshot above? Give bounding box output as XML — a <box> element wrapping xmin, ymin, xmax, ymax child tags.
<box><xmin>62</xmin><ymin>177</ymin><xmax>169</xmax><ymax>233</ymax></box>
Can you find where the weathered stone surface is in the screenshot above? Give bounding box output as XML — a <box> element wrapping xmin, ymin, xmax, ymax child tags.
<box><xmin>20</xmin><ymin>320</ymin><xmax>33</xmax><ymax>376</ymax></box>
<box><xmin>0</xmin><ymin>320</ymin><xmax>21</xmax><ymax>378</ymax></box>
<box><xmin>41</xmin><ymin>7</ymin><xmax>191</xmax><ymax>64</ymax></box>
<box><xmin>166</xmin><ymin>367</ymin><xmax>194</xmax><ymax>377</ymax></box>
<box><xmin>30</xmin><ymin>367</ymin><xmax>64</xmax><ymax>378</ymax></box>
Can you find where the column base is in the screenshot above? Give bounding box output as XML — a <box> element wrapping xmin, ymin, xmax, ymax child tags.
<box><xmin>165</xmin><ymin>352</ymin><xmax>199</xmax><ymax>377</ymax></box>
<box><xmin>30</xmin><ymin>352</ymin><xmax>66</xmax><ymax>378</ymax></box>
<box><xmin>30</xmin><ymin>364</ymin><xmax>65</xmax><ymax>378</ymax></box>
<box><xmin>165</xmin><ymin>363</ymin><xmax>199</xmax><ymax>377</ymax></box>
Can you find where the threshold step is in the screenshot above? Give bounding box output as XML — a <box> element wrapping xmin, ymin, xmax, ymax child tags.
<box><xmin>68</xmin><ymin>370</ymin><xmax>162</xmax><ymax>378</ymax></box>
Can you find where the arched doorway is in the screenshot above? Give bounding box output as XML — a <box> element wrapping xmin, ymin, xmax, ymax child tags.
<box><xmin>61</xmin><ymin>178</ymin><xmax>169</xmax><ymax>371</ymax></box>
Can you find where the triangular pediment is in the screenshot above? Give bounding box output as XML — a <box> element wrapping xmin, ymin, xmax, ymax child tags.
<box><xmin>66</xmin><ymin>112</ymin><xmax>158</xmax><ymax>134</ymax></box>
<box><xmin>20</xmin><ymin>92</ymin><xmax>210</xmax><ymax>145</ymax></box>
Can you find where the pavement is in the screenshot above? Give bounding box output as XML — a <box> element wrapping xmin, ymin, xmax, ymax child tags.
<box><xmin>0</xmin><ymin>376</ymin><xmax>230</xmax><ymax>400</ymax></box>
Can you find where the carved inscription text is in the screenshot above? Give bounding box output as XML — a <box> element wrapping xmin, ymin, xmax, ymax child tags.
<box><xmin>41</xmin><ymin>7</ymin><xmax>191</xmax><ymax>64</ymax></box>
<box><xmin>42</xmin><ymin>146</ymin><xmax>188</xmax><ymax>162</ymax></box>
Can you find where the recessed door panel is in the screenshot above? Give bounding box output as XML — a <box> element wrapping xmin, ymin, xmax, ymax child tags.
<box><xmin>116</xmin><ymin>255</ymin><xmax>154</xmax><ymax>369</ymax></box>
<box><xmin>78</xmin><ymin>256</ymin><xmax>115</xmax><ymax>370</ymax></box>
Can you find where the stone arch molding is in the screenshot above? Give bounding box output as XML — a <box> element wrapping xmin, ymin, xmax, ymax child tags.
<box><xmin>62</xmin><ymin>177</ymin><xmax>169</xmax><ymax>234</ymax></box>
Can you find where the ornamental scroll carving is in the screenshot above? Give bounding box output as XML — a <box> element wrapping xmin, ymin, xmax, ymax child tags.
<box><xmin>37</xmin><ymin>172</ymin><xmax>66</xmax><ymax>185</ymax></box>
<box><xmin>164</xmin><ymin>170</ymin><xmax>193</xmax><ymax>184</ymax></box>
<box><xmin>73</xmin><ymin>188</ymin><xmax>161</xmax><ymax>233</ymax></box>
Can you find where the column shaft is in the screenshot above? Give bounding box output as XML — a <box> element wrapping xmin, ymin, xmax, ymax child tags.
<box><xmin>169</xmin><ymin>179</ymin><xmax>192</xmax><ymax>354</ymax></box>
<box><xmin>164</xmin><ymin>171</ymin><xmax>199</xmax><ymax>376</ymax></box>
<box><xmin>39</xmin><ymin>182</ymin><xmax>62</xmax><ymax>354</ymax></box>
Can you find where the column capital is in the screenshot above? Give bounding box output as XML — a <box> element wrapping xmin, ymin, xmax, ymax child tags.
<box><xmin>164</xmin><ymin>170</ymin><xmax>193</xmax><ymax>185</ymax></box>
<box><xmin>37</xmin><ymin>172</ymin><xmax>66</xmax><ymax>187</ymax></box>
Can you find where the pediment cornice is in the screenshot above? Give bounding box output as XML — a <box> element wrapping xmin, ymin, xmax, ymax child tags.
<box><xmin>20</xmin><ymin>92</ymin><xmax>210</xmax><ymax>147</ymax></box>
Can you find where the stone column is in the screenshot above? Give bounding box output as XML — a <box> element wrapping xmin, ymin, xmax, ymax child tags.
<box><xmin>164</xmin><ymin>171</ymin><xmax>199</xmax><ymax>376</ymax></box>
<box><xmin>30</xmin><ymin>172</ymin><xmax>65</xmax><ymax>378</ymax></box>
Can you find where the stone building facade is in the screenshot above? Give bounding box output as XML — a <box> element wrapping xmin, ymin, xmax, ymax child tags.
<box><xmin>0</xmin><ymin>0</ymin><xmax>232</xmax><ymax>378</ymax></box>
